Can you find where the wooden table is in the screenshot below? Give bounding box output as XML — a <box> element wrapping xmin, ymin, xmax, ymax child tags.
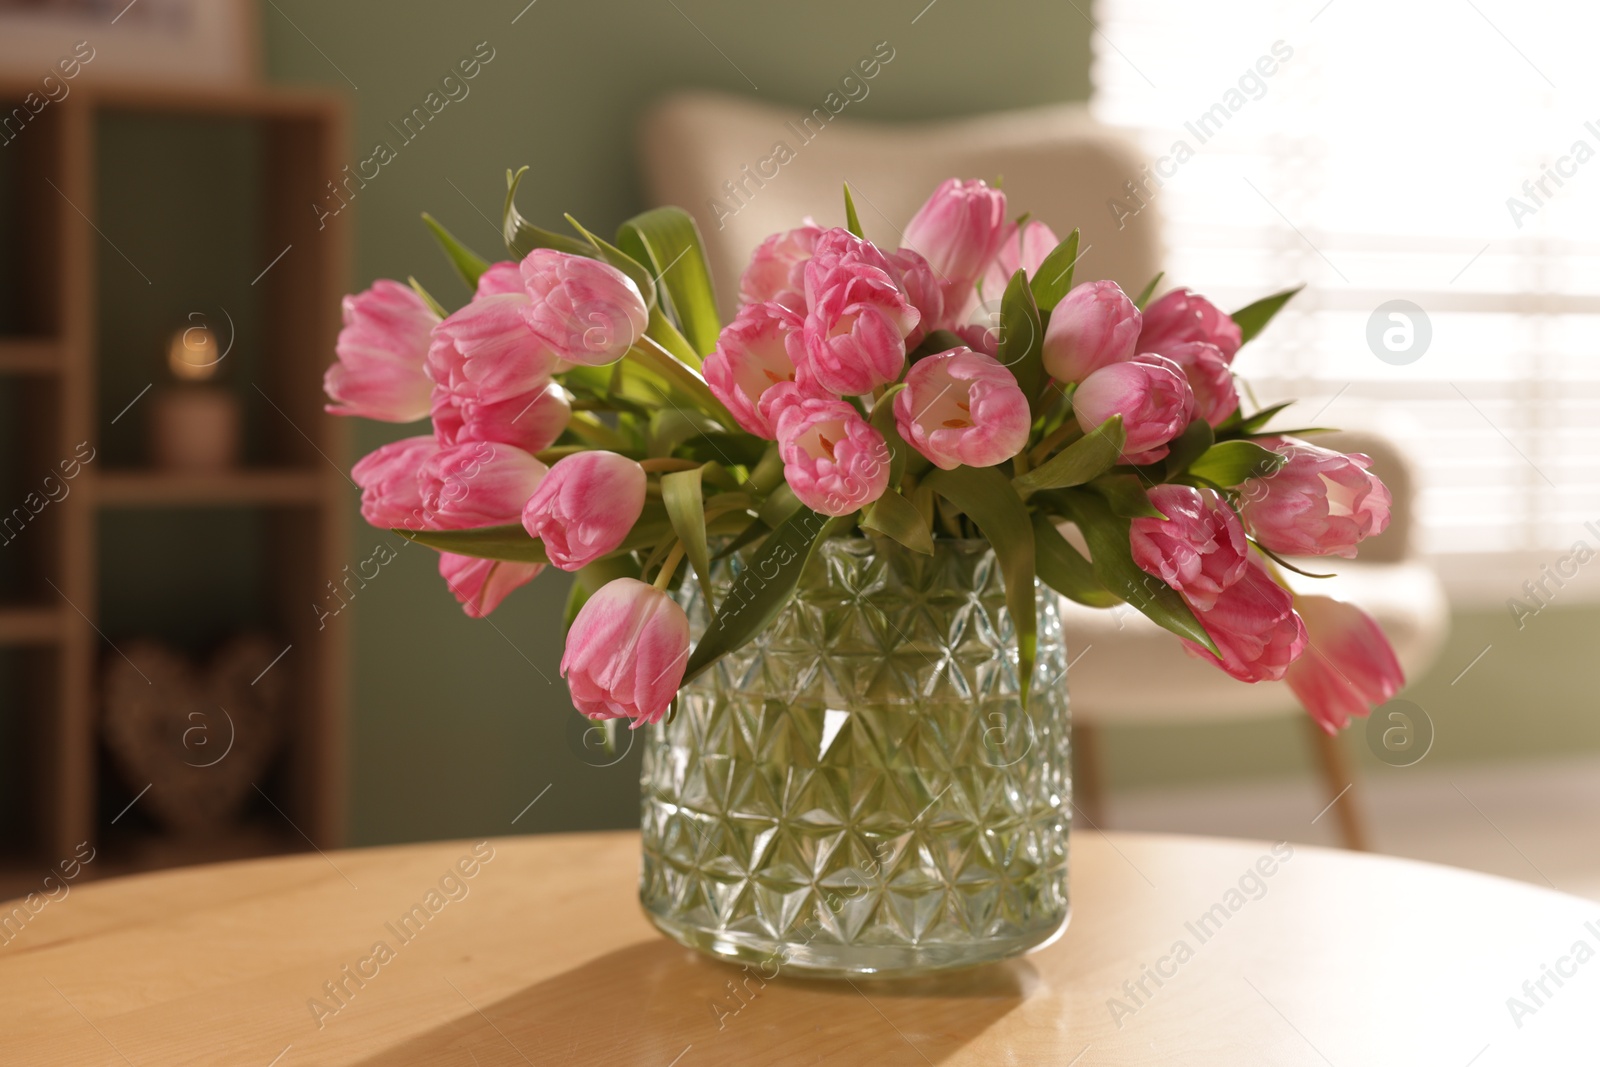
<box><xmin>2</xmin><ymin>831</ymin><xmax>1594</xmax><ymax>1065</ymax></box>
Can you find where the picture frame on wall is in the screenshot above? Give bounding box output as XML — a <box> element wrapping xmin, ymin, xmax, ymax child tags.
<box><xmin>0</xmin><ymin>0</ymin><xmax>260</xmax><ymax>86</ymax></box>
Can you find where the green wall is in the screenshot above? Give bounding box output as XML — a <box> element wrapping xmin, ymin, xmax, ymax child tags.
<box><xmin>261</xmin><ymin>0</ymin><xmax>1094</xmax><ymax>844</ymax></box>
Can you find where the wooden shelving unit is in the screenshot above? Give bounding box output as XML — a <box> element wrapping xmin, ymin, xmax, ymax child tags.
<box><xmin>0</xmin><ymin>81</ymin><xmax>350</xmax><ymax>890</ymax></box>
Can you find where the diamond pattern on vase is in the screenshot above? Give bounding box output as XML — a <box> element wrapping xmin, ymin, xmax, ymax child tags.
<box><xmin>641</xmin><ymin>537</ymin><xmax>1070</xmax><ymax>956</ymax></box>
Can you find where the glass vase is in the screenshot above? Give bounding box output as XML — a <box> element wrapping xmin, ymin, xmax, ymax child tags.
<box><xmin>639</xmin><ymin>536</ymin><xmax>1071</xmax><ymax>978</ymax></box>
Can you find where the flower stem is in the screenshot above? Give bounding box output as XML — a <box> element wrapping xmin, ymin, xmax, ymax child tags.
<box><xmin>1029</xmin><ymin>421</ymin><xmax>1083</xmax><ymax>466</ymax></box>
<box><xmin>653</xmin><ymin>541</ymin><xmax>687</xmax><ymax>591</ymax></box>
<box><xmin>640</xmin><ymin>457</ymin><xmax>702</xmax><ymax>473</ymax></box>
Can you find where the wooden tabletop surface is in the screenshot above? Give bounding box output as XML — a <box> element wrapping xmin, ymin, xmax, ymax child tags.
<box><xmin>1</xmin><ymin>830</ymin><xmax>1594</xmax><ymax>1065</ymax></box>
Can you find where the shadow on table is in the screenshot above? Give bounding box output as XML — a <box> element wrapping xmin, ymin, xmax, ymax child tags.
<box><xmin>353</xmin><ymin>937</ymin><xmax>1040</xmax><ymax>1065</ymax></box>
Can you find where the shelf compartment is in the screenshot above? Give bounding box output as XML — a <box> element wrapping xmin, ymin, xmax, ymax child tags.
<box><xmin>94</xmin><ymin>468</ymin><xmax>330</xmax><ymax>508</ymax></box>
<box><xmin>0</xmin><ymin>605</ymin><xmax>62</xmax><ymax>646</ymax></box>
<box><xmin>0</xmin><ymin>340</ymin><xmax>60</xmax><ymax>376</ymax></box>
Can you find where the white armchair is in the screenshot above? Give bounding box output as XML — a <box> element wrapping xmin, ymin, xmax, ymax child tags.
<box><xmin>637</xmin><ymin>91</ymin><xmax>1451</xmax><ymax>850</ymax></box>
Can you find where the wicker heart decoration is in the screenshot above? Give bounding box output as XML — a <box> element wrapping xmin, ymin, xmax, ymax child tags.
<box><xmin>102</xmin><ymin>635</ymin><xmax>286</xmax><ymax>835</ymax></box>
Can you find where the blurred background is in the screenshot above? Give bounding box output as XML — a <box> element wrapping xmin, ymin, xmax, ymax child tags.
<box><xmin>1</xmin><ymin>0</ymin><xmax>1595</xmax><ymax>902</ymax></box>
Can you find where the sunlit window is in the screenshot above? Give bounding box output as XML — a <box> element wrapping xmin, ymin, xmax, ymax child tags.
<box><xmin>1092</xmin><ymin>0</ymin><xmax>1600</xmax><ymax>591</ymax></box>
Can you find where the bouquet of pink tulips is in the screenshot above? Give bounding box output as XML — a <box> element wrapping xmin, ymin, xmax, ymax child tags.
<box><xmin>326</xmin><ymin>172</ymin><xmax>1404</xmax><ymax>735</ymax></box>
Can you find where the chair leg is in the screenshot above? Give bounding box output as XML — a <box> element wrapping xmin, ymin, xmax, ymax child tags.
<box><xmin>1305</xmin><ymin>720</ymin><xmax>1369</xmax><ymax>851</ymax></box>
<box><xmin>1073</xmin><ymin>720</ymin><xmax>1108</xmax><ymax>830</ymax></box>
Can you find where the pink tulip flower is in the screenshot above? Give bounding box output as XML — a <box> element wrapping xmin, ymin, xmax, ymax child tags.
<box><xmin>427</xmin><ymin>293</ymin><xmax>563</xmax><ymax>406</ymax></box>
<box><xmin>1129</xmin><ymin>485</ymin><xmax>1249</xmax><ymax>611</ymax></box>
<box><xmin>740</xmin><ymin>221</ymin><xmax>823</xmax><ymax>311</ymax></box>
<box><xmin>703</xmin><ymin>301</ymin><xmax>805</xmax><ymax>439</ymax></box>
<box><xmin>1241</xmin><ymin>438</ymin><xmax>1393</xmax><ymax>558</ymax></box>
<box><xmin>519</xmin><ymin>249</ymin><xmax>649</xmax><ymax>366</ymax></box>
<box><xmin>1288</xmin><ymin>596</ymin><xmax>1405</xmax><ymax>733</ymax></box>
<box><xmin>1074</xmin><ymin>353</ymin><xmax>1196</xmax><ymax>465</ymax></box>
<box><xmin>351</xmin><ymin>435</ymin><xmax>437</xmax><ymax>530</ymax></box>
<box><xmin>419</xmin><ymin>441</ymin><xmax>548</xmax><ymax>529</ymax></box>
<box><xmin>522</xmin><ymin>451</ymin><xmax>647</xmax><ymax>570</ymax></box>
<box><xmin>902</xmin><ymin>177</ymin><xmax>1009</xmax><ymax>318</ymax></box>
<box><xmin>561</xmin><ymin>577</ymin><xmax>691</xmax><ymax>726</ymax></box>
<box><xmin>799</xmin><ymin>229</ymin><xmax>919</xmax><ymax>396</ymax></box>
<box><xmin>887</xmin><ymin>246</ymin><xmax>945</xmax><ymax>345</ymax></box>
<box><xmin>1041</xmin><ymin>280</ymin><xmax>1143</xmax><ymax>385</ymax></box>
<box><xmin>324</xmin><ymin>280</ymin><xmax>439</xmax><ymax>422</ymax></box>
<box><xmin>1139</xmin><ymin>287</ymin><xmax>1242</xmax><ymax>362</ymax></box>
<box><xmin>439</xmin><ymin>552</ymin><xmax>543</xmax><ymax>618</ymax></box>
<box><xmin>774</xmin><ymin>395</ymin><xmax>892</xmax><ymax>516</ymax></box>
<box><xmin>979</xmin><ymin>219</ymin><xmax>1060</xmax><ymax>303</ymax></box>
<box><xmin>1161</xmin><ymin>341</ymin><xmax>1238</xmax><ymax>427</ymax></box>
<box><xmin>475</xmin><ymin>261</ymin><xmax>524</xmax><ymax>298</ymax></box>
<box><xmin>432</xmin><ymin>380</ymin><xmax>570</xmax><ymax>456</ymax></box>
<box><xmin>1181</xmin><ymin>559</ymin><xmax>1309</xmax><ymax>683</ymax></box>
<box><xmin>954</xmin><ymin>322</ymin><xmax>1000</xmax><ymax>358</ymax></box>
<box><xmin>894</xmin><ymin>346</ymin><xmax>1030</xmax><ymax>470</ymax></box>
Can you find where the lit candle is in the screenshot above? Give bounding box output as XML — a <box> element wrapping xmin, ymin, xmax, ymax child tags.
<box><xmin>150</xmin><ymin>325</ymin><xmax>242</xmax><ymax>472</ymax></box>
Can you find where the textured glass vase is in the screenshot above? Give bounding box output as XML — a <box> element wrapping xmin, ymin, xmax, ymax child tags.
<box><xmin>640</xmin><ymin>536</ymin><xmax>1071</xmax><ymax>978</ymax></box>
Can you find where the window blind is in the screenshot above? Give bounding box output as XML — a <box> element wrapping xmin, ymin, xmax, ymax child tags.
<box><xmin>1090</xmin><ymin>0</ymin><xmax>1600</xmax><ymax>594</ymax></box>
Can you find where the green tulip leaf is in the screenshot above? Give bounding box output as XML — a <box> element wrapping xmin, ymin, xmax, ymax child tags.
<box><xmin>1014</xmin><ymin>415</ymin><xmax>1124</xmax><ymax>495</ymax></box>
<box><xmin>842</xmin><ymin>182</ymin><xmax>865</xmax><ymax>239</ymax></box>
<box><xmin>1188</xmin><ymin>440</ymin><xmax>1287</xmax><ymax>486</ymax></box>
<box><xmin>862</xmin><ymin>490</ymin><xmax>934</xmax><ymax>555</ymax></box>
<box><xmin>1031</xmin><ymin>512</ymin><xmax>1119</xmax><ymax>608</ymax></box>
<box><xmin>394</xmin><ymin>524</ymin><xmax>548</xmax><ymax>564</ymax></box>
<box><xmin>1057</xmin><ymin>489</ymin><xmax>1217</xmax><ymax>653</ymax></box>
<box><xmin>1086</xmin><ymin>472</ymin><xmax>1164</xmax><ymax>519</ymax></box>
<box><xmin>663</xmin><ymin>466</ymin><xmax>714</xmax><ymax>605</ymax></box>
<box><xmin>564</xmin><ymin>212</ymin><xmax>658</xmax><ymax>310</ymax></box>
<box><xmin>1162</xmin><ymin>418</ymin><xmax>1216</xmax><ymax>478</ymax></box>
<box><xmin>617</xmin><ymin>206</ymin><xmax>721</xmax><ymax>359</ymax></box>
<box><xmin>997</xmin><ymin>268</ymin><xmax>1048</xmax><ymax>414</ymax></box>
<box><xmin>1134</xmin><ymin>271</ymin><xmax>1165</xmax><ymax>311</ymax></box>
<box><xmin>421</xmin><ymin>213</ymin><xmax>491</xmax><ymax>290</ymax></box>
<box><xmin>1236</xmin><ymin>400</ymin><xmax>1295</xmax><ymax>435</ymax></box>
<box><xmin>1232</xmin><ymin>284</ymin><xmax>1304</xmax><ymax>345</ymax></box>
<box><xmin>502</xmin><ymin>166</ymin><xmax>596</xmax><ymax>259</ymax></box>
<box><xmin>869</xmin><ymin>383</ymin><xmax>914</xmax><ymax>487</ymax></box>
<box><xmin>1029</xmin><ymin>227</ymin><xmax>1082</xmax><ymax>312</ymax></box>
<box><xmin>684</xmin><ymin>505</ymin><xmax>845</xmax><ymax>683</ymax></box>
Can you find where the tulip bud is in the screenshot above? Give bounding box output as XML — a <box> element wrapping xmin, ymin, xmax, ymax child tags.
<box><xmin>432</xmin><ymin>379</ymin><xmax>571</xmax><ymax>456</ymax></box>
<box><xmin>561</xmin><ymin>577</ymin><xmax>691</xmax><ymax>726</ymax></box>
<box><xmin>894</xmin><ymin>346</ymin><xmax>1029</xmax><ymax>470</ymax></box>
<box><xmin>798</xmin><ymin>229</ymin><xmax>918</xmax><ymax>396</ymax></box>
<box><xmin>519</xmin><ymin>249</ymin><xmax>649</xmax><ymax>366</ymax></box>
<box><xmin>324</xmin><ymin>280</ymin><xmax>439</xmax><ymax>422</ymax></box>
<box><xmin>1074</xmin><ymin>353</ymin><xmax>1196</xmax><ymax>464</ymax></box>
<box><xmin>979</xmin><ymin>219</ymin><xmax>1060</xmax><ymax>305</ymax></box>
<box><xmin>703</xmin><ymin>302</ymin><xmax>804</xmax><ymax>439</ymax></box>
<box><xmin>1130</xmin><ymin>485</ymin><xmax>1249</xmax><ymax>611</ymax></box>
<box><xmin>1180</xmin><ymin>559</ymin><xmax>1308</xmax><ymax>683</ymax></box>
<box><xmin>1240</xmin><ymin>438</ymin><xmax>1392</xmax><ymax>558</ymax></box>
<box><xmin>740</xmin><ymin>222</ymin><xmax>823</xmax><ymax>311</ymax></box>
<box><xmin>474</xmin><ymin>261</ymin><xmax>524</xmax><ymax>298</ymax></box>
<box><xmin>1287</xmin><ymin>596</ymin><xmax>1406</xmax><ymax>733</ymax></box>
<box><xmin>886</xmin><ymin>247</ymin><xmax>945</xmax><ymax>346</ymax></box>
<box><xmin>522</xmin><ymin>451</ymin><xmax>647</xmax><ymax>570</ymax></box>
<box><xmin>427</xmin><ymin>293</ymin><xmax>563</xmax><ymax>406</ymax></box>
<box><xmin>902</xmin><ymin>177</ymin><xmax>1009</xmax><ymax>317</ymax></box>
<box><xmin>1139</xmin><ymin>287</ymin><xmax>1242</xmax><ymax>362</ymax></box>
<box><xmin>419</xmin><ymin>441</ymin><xmax>548</xmax><ymax>529</ymax></box>
<box><xmin>1160</xmin><ymin>342</ymin><xmax>1238</xmax><ymax>428</ymax></box>
<box><xmin>351</xmin><ymin>435</ymin><xmax>437</xmax><ymax>530</ymax></box>
<box><xmin>775</xmin><ymin>395</ymin><xmax>892</xmax><ymax>516</ymax></box>
<box><xmin>1040</xmin><ymin>280</ymin><xmax>1143</xmax><ymax>385</ymax></box>
<box><xmin>439</xmin><ymin>552</ymin><xmax>543</xmax><ymax>618</ymax></box>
